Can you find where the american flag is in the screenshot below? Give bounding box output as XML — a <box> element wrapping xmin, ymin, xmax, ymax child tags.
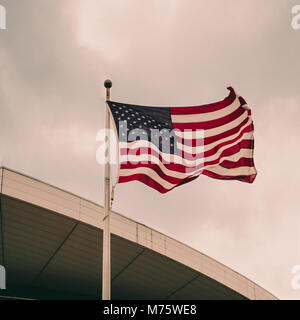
<box><xmin>107</xmin><ymin>87</ymin><xmax>257</xmax><ymax>193</ymax></box>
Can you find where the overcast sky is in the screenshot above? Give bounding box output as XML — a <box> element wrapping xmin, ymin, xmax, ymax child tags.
<box><xmin>1</xmin><ymin>0</ymin><xmax>300</xmax><ymax>299</ymax></box>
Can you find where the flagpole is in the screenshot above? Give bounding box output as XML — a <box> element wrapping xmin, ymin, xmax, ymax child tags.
<box><xmin>102</xmin><ymin>79</ymin><xmax>112</xmax><ymax>300</ymax></box>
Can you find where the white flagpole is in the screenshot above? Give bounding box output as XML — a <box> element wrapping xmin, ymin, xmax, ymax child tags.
<box><xmin>102</xmin><ymin>79</ymin><xmax>112</xmax><ymax>300</ymax></box>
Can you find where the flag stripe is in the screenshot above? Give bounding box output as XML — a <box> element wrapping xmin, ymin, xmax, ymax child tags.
<box><xmin>119</xmin><ymin>174</ymin><xmax>173</xmax><ymax>193</ymax></box>
<box><xmin>170</xmin><ymin>87</ymin><xmax>236</xmax><ymax>115</ymax></box>
<box><xmin>220</xmin><ymin>157</ymin><xmax>254</xmax><ymax>169</ymax></box>
<box><xmin>202</xmin><ymin>167</ymin><xmax>257</xmax><ymax>183</ymax></box>
<box><xmin>171</xmin><ymin>96</ymin><xmax>241</xmax><ymax>123</ymax></box>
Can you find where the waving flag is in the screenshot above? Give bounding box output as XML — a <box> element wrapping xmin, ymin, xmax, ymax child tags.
<box><xmin>107</xmin><ymin>87</ymin><xmax>257</xmax><ymax>193</ymax></box>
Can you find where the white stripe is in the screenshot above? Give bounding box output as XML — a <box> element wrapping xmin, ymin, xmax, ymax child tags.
<box><xmin>176</xmin><ymin>141</ymin><xmax>204</xmax><ymax>154</ymax></box>
<box><xmin>205</xmin><ymin>165</ymin><xmax>257</xmax><ymax>177</ymax></box>
<box><xmin>174</xmin><ymin>129</ymin><xmax>204</xmax><ymax>140</ymax></box>
<box><xmin>174</xmin><ymin>111</ymin><xmax>249</xmax><ymax>139</ymax></box>
<box><xmin>171</xmin><ymin>96</ymin><xmax>240</xmax><ymax>123</ymax></box>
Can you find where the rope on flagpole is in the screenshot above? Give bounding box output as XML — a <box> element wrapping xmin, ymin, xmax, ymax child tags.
<box><xmin>110</xmin><ymin>183</ymin><xmax>117</xmax><ymax>208</ymax></box>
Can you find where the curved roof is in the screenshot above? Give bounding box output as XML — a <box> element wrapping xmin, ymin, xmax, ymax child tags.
<box><xmin>0</xmin><ymin>167</ymin><xmax>277</xmax><ymax>300</ymax></box>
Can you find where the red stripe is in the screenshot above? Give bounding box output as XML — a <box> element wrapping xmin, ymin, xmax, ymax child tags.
<box><xmin>202</xmin><ymin>169</ymin><xmax>256</xmax><ymax>183</ymax></box>
<box><xmin>118</xmin><ymin>174</ymin><xmax>173</xmax><ymax>193</ymax></box>
<box><xmin>170</xmin><ymin>87</ymin><xmax>236</xmax><ymax>115</ymax></box>
<box><xmin>176</xmin><ymin>175</ymin><xmax>199</xmax><ymax>187</ymax></box>
<box><xmin>220</xmin><ymin>157</ymin><xmax>254</xmax><ymax>169</ymax></box>
<box><xmin>121</xmin><ymin>146</ymin><xmax>203</xmax><ymax>161</ymax></box>
<box><xmin>238</xmin><ymin>96</ymin><xmax>247</xmax><ymax>106</ymax></box>
<box><xmin>120</xmin><ymin>163</ymin><xmax>185</xmax><ymax>184</ymax></box>
<box><xmin>172</xmin><ymin>107</ymin><xmax>247</xmax><ymax>130</ymax></box>
<box><xmin>175</xmin><ymin>136</ymin><xmax>204</xmax><ymax>147</ymax></box>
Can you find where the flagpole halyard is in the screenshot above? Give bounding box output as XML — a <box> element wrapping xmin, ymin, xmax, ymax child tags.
<box><xmin>102</xmin><ymin>79</ymin><xmax>112</xmax><ymax>300</ymax></box>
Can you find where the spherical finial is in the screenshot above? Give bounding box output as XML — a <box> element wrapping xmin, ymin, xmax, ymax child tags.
<box><xmin>104</xmin><ymin>79</ymin><xmax>112</xmax><ymax>88</ymax></box>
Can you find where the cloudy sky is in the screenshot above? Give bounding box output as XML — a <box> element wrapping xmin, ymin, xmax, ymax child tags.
<box><xmin>1</xmin><ymin>0</ymin><xmax>300</xmax><ymax>299</ymax></box>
